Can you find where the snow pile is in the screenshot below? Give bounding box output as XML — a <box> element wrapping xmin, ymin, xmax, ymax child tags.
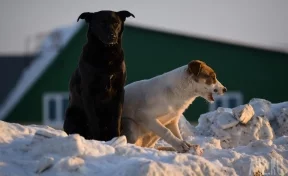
<box><xmin>0</xmin><ymin>121</ymin><xmax>235</xmax><ymax>176</ymax></box>
<box><xmin>182</xmin><ymin>98</ymin><xmax>288</xmax><ymax>149</ymax></box>
<box><xmin>0</xmin><ymin>98</ymin><xmax>288</xmax><ymax>176</ymax></box>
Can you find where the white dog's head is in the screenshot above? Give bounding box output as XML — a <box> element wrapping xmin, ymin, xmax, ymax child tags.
<box><xmin>186</xmin><ymin>60</ymin><xmax>227</xmax><ymax>103</ymax></box>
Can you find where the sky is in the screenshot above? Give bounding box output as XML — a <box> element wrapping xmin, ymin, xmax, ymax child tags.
<box><xmin>0</xmin><ymin>0</ymin><xmax>288</xmax><ymax>54</ymax></box>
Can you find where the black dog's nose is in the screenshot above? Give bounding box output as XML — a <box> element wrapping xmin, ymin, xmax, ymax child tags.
<box><xmin>223</xmin><ymin>87</ymin><xmax>227</xmax><ymax>93</ymax></box>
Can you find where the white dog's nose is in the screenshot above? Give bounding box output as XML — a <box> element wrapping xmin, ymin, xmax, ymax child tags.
<box><xmin>214</xmin><ymin>79</ymin><xmax>227</xmax><ymax>95</ymax></box>
<box><xmin>213</xmin><ymin>87</ymin><xmax>227</xmax><ymax>94</ymax></box>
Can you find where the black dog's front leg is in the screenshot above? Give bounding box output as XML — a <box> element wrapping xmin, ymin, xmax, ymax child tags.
<box><xmin>106</xmin><ymin>67</ymin><xmax>127</xmax><ymax>140</ymax></box>
<box><xmin>106</xmin><ymin>88</ymin><xmax>125</xmax><ymax>140</ymax></box>
<box><xmin>78</xmin><ymin>61</ymin><xmax>103</xmax><ymax>140</ymax></box>
<box><xmin>81</xmin><ymin>88</ymin><xmax>100</xmax><ymax>140</ymax></box>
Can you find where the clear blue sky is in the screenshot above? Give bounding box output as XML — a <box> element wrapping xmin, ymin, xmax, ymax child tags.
<box><xmin>1</xmin><ymin>0</ymin><xmax>288</xmax><ymax>54</ymax></box>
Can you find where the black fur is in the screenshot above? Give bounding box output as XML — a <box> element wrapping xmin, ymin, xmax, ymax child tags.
<box><xmin>63</xmin><ymin>10</ymin><xmax>135</xmax><ymax>141</ymax></box>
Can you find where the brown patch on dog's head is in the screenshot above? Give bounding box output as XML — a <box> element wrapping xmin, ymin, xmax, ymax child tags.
<box><xmin>187</xmin><ymin>60</ymin><xmax>217</xmax><ymax>85</ymax></box>
<box><xmin>187</xmin><ymin>60</ymin><xmax>227</xmax><ymax>102</ymax></box>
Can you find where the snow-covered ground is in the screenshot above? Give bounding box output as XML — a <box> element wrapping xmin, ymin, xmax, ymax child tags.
<box><xmin>0</xmin><ymin>98</ymin><xmax>287</xmax><ymax>176</ymax></box>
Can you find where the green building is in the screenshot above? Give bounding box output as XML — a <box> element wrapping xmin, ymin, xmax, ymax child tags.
<box><xmin>0</xmin><ymin>22</ymin><xmax>287</xmax><ymax>129</ymax></box>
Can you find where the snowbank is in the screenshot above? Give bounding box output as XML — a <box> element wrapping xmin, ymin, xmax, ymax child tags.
<box><xmin>0</xmin><ymin>98</ymin><xmax>287</xmax><ymax>176</ymax></box>
<box><xmin>187</xmin><ymin>98</ymin><xmax>288</xmax><ymax>149</ymax></box>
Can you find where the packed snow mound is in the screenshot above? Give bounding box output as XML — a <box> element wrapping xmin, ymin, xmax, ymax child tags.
<box><xmin>0</xmin><ymin>121</ymin><xmax>67</xmax><ymax>144</ymax></box>
<box><xmin>0</xmin><ymin>98</ymin><xmax>287</xmax><ymax>176</ymax></box>
<box><xmin>179</xmin><ymin>98</ymin><xmax>288</xmax><ymax>149</ymax></box>
<box><xmin>0</xmin><ymin>121</ymin><xmax>236</xmax><ymax>176</ymax></box>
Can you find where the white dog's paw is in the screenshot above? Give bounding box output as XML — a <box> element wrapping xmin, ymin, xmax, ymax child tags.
<box><xmin>173</xmin><ymin>140</ymin><xmax>192</xmax><ymax>153</ymax></box>
<box><xmin>188</xmin><ymin>144</ymin><xmax>204</xmax><ymax>156</ymax></box>
<box><xmin>174</xmin><ymin>141</ymin><xmax>204</xmax><ymax>155</ymax></box>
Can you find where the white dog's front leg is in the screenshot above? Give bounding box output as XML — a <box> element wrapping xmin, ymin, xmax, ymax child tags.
<box><xmin>142</xmin><ymin>118</ymin><xmax>190</xmax><ymax>153</ymax></box>
<box><xmin>166</xmin><ymin>119</ymin><xmax>182</xmax><ymax>140</ymax></box>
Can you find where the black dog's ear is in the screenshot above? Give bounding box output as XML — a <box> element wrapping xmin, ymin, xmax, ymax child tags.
<box><xmin>77</xmin><ymin>12</ymin><xmax>93</xmax><ymax>23</ymax></box>
<box><xmin>117</xmin><ymin>11</ymin><xmax>135</xmax><ymax>21</ymax></box>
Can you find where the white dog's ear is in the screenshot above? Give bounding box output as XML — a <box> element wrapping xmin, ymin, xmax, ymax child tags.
<box><xmin>188</xmin><ymin>60</ymin><xmax>203</xmax><ymax>76</ymax></box>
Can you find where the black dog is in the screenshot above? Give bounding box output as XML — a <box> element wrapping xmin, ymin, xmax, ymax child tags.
<box><xmin>63</xmin><ymin>10</ymin><xmax>135</xmax><ymax>141</ymax></box>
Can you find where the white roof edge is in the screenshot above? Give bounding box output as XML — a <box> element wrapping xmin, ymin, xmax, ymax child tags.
<box><xmin>126</xmin><ymin>22</ymin><xmax>288</xmax><ymax>54</ymax></box>
<box><xmin>0</xmin><ymin>22</ymin><xmax>84</xmax><ymax>120</ymax></box>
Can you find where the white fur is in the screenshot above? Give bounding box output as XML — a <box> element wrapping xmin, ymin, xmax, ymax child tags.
<box><xmin>122</xmin><ymin>65</ymin><xmax>226</xmax><ymax>152</ymax></box>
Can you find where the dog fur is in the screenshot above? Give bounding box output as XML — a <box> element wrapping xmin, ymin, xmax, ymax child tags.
<box><xmin>121</xmin><ymin>60</ymin><xmax>227</xmax><ymax>152</ymax></box>
<box><xmin>63</xmin><ymin>10</ymin><xmax>135</xmax><ymax>141</ymax></box>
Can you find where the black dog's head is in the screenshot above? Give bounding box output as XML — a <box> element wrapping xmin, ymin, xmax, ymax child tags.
<box><xmin>77</xmin><ymin>10</ymin><xmax>135</xmax><ymax>46</ymax></box>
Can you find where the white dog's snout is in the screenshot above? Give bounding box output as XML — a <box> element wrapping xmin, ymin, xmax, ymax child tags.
<box><xmin>213</xmin><ymin>79</ymin><xmax>227</xmax><ymax>95</ymax></box>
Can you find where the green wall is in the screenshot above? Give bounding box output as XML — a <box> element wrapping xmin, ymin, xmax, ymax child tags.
<box><xmin>5</xmin><ymin>24</ymin><xmax>288</xmax><ymax>124</ymax></box>
<box><xmin>5</xmin><ymin>26</ymin><xmax>87</xmax><ymax>123</ymax></box>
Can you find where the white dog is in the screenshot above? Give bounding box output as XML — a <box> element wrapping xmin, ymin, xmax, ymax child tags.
<box><xmin>121</xmin><ymin>60</ymin><xmax>227</xmax><ymax>153</ymax></box>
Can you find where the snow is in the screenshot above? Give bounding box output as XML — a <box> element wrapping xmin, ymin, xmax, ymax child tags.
<box><xmin>232</xmin><ymin>104</ymin><xmax>254</xmax><ymax>124</ymax></box>
<box><xmin>0</xmin><ymin>98</ymin><xmax>288</xmax><ymax>176</ymax></box>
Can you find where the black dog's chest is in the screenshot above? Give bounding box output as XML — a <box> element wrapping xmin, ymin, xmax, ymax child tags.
<box><xmin>86</xmin><ymin>49</ymin><xmax>124</xmax><ymax>71</ymax></box>
<box><xmin>79</xmin><ymin>58</ymin><xmax>125</xmax><ymax>92</ymax></box>
<box><xmin>95</xmin><ymin>58</ymin><xmax>123</xmax><ymax>73</ymax></box>
<box><xmin>78</xmin><ymin>40</ymin><xmax>127</xmax><ymax>103</ymax></box>
<box><xmin>88</xmin><ymin>72</ymin><xmax>121</xmax><ymax>102</ymax></box>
